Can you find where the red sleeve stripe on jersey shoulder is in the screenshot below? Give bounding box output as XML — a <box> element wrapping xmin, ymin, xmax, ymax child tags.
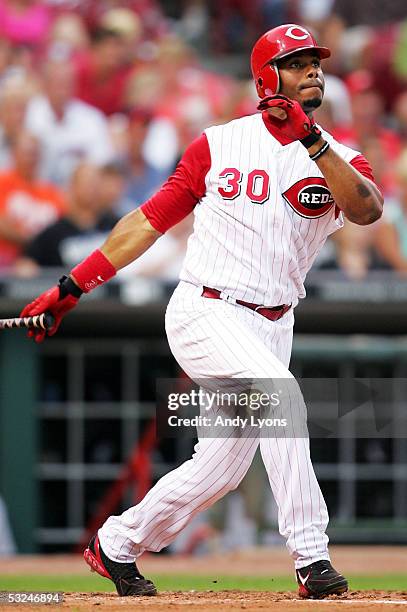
<box><xmin>349</xmin><ymin>154</ymin><xmax>375</xmax><ymax>183</ymax></box>
<box><xmin>141</xmin><ymin>133</ymin><xmax>211</xmax><ymax>234</ymax></box>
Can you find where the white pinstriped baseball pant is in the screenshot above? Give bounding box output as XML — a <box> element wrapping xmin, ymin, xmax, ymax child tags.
<box><xmin>99</xmin><ymin>281</ymin><xmax>330</xmax><ymax>569</ymax></box>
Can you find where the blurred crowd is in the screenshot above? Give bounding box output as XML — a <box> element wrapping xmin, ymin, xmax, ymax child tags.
<box><xmin>0</xmin><ymin>0</ymin><xmax>407</xmax><ymax>279</ymax></box>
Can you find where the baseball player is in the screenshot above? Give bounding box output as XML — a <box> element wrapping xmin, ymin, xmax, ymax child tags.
<box><xmin>21</xmin><ymin>24</ymin><xmax>383</xmax><ymax>599</ymax></box>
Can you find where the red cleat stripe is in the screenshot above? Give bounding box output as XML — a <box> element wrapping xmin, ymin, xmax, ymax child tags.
<box><xmin>83</xmin><ymin>537</ymin><xmax>112</xmax><ymax>580</ymax></box>
<box><xmin>298</xmin><ymin>584</ymin><xmax>310</xmax><ymax>598</ymax></box>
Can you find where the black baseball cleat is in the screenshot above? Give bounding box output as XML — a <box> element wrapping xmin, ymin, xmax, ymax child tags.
<box><xmin>83</xmin><ymin>535</ymin><xmax>157</xmax><ymax>596</ymax></box>
<box><xmin>296</xmin><ymin>560</ymin><xmax>348</xmax><ymax>599</ymax></box>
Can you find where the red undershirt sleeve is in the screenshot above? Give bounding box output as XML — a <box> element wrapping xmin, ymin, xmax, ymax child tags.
<box><xmin>141</xmin><ymin>133</ymin><xmax>211</xmax><ymax>233</ymax></box>
<box><xmin>349</xmin><ymin>154</ymin><xmax>376</xmax><ymax>183</ymax></box>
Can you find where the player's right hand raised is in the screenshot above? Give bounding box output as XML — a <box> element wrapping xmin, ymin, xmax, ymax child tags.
<box><xmin>258</xmin><ymin>94</ymin><xmax>321</xmax><ymax>146</ymax></box>
<box><xmin>20</xmin><ymin>276</ymin><xmax>82</xmax><ymax>343</ymax></box>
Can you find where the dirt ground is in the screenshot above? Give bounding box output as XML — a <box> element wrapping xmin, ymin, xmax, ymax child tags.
<box><xmin>60</xmin><ymin>590</ymin><xmax>407</xmax><ymax>612</ymax></box>
<box><xmin>2</xmin><ymin>591</ymin><xmax>407</xmax><ymax>612</ymax></box>
<box><xmin>0</xmin><ymin>547</ymin><xmax>406</xmax><ymax>611</ymax></box>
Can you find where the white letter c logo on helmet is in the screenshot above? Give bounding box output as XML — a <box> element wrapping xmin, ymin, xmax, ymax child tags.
<box><xmin>285</xmin><ymin>25</ymin><xmax>309</xmax><ymax>41</ymax></box>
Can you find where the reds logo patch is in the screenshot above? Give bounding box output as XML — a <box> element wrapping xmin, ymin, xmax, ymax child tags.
<box><xmin>282</xmin><ymin>177</ymin><xmax>334</xmax><ymax>218</ymax></box>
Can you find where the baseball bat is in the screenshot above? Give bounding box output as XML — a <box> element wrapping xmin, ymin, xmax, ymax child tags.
<box><xmin>0</xmin><ymin>312</ymin><xmax>55</xmax><ymax>331</ymax></box>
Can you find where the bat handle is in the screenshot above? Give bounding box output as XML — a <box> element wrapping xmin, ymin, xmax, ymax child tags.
<box><xmin>0</xmin><ymin>312</ymin><xmax>56</xmax><ymax>331</ymax></box>
<box><xmin>26</xmin><ymin>312</ymin><xmax>55</xmax><ymax>330</ymax></box>
<box><xmin>40</xmin><ymin>312</ymin><xmax>55</xmax><ymax>330</ymax></box>
<box><xmin>43</xmin><ymin>312</ymin><xmax>55</xmax><ymax>329</ymax></box>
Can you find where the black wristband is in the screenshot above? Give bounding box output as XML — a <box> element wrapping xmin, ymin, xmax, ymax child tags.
<box><xmin>58</xmin><ymin>275</ymin><xmax>83</xmax><ymax>299</ymax></box>
<box><xmin>309</xmin><ymin>141</ymin><xmax>330</xmax><ymax>161</ymax></box>
<box><xmin>300</xmin><ymin>130</ymin><xmax>322</xmax><ymax>148</ymax></box>
<box><xmin>300</xmin><ymin>122</ymin><xmax>322</xmax><ymax>148</ymax></box>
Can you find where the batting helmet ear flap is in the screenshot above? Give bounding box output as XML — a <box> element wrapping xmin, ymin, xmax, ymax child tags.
<box><xmin>254</xmin><ymin>62</ymin><xmax>280</xmax><ymax>97</ymax></box>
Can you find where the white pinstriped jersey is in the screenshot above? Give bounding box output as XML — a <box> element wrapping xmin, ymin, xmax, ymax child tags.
<box><xmin>179</xmin><ymin>113</ymin><xmax>360</xmax><ymax>307</ymax></box>
<box><xmin>101</xmin><ymin>113</ymin><xmax>373</xmax><ymax>569</ymax></box>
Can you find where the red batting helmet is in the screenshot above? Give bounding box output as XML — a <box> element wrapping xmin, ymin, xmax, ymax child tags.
<box><xmin>251</xmin><ymin>24</ymin><xmax>331</xmax><ymax>98</ymax></box>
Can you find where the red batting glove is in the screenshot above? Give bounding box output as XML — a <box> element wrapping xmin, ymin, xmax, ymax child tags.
<box><xmin>20</xmin><ymin>276</ymin><xmax>82</xmax><ymax>343</ymax></box>
<box><xmin>20</xmin><ymin>251</ymin><xmax>115</xmax><ymax>342</ymax></box>
<box><xmin>258</xmin><ymin>94</ymin><xmax>322</xmax><ymax>147</ymax></box>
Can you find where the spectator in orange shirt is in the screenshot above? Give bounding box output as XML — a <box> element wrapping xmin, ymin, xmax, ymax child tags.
<box><xmin>0</xmin><ymin>131</ymin><xmax>65</xmax><ymax>268</ymax></box>
<box><xmin>15</xmin><ymin>162</ymin><xmax>120</xmax><ymax>274</ymax></box>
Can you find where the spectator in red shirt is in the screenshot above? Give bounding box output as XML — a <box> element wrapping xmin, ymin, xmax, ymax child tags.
<box><xmin>74</xmin><ymin>26</ymin><xmax>132</xmax><ymax>116</ymax></box>
<box><xmin>362</xmin><ymin>21</ymin><xmax>407</xmax><ymax>113</ymax></box>
<box><xmin>145</xmin><ymin>34</ymin><xmax>235</xmax><ymax>149</ymax></box>
<box><xmin>332</xmin><ymin>70</ymin><xmax>401</xmax><ymax>197</ymax></box>
<box><xmin>99</xmin><ymin>8</ymin><xmax>142</xmax><ymax>64</ymax></box>
<box><xmin>211</xmin><ymin>0</ymin><xmax>262</xmax><ymax>53</ymax></box>
<box><xmin>72</xmin><ymin>0</ymin><xmax>167</xmax><ymax>41</ymax></box>
<box><xmin>373</xmin><ymin>149</ymin><xmax>407</xmax><ymax>274</ymax></box>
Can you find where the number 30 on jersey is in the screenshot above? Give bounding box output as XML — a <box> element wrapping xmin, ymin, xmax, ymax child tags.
<box><xmin>218</xmin><ymin>168</ymin><xmax>270</xmax><ymax>204</ymax></box>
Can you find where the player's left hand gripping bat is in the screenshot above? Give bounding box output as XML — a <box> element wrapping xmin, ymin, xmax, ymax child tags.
<box><xmin>0</xmin><ymin>312</ymin><xmax>55</xmax><ymax>331</ymax></box>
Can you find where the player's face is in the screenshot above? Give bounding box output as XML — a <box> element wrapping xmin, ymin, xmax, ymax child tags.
<box><xmin>277</xmin><ymin>52</ymin><xmax>324</xmax><ymax>113</ymax></box>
